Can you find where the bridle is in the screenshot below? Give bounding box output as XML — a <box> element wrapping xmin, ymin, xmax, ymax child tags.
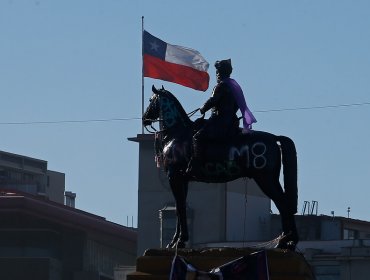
<box><xmin>143</xmin><ymin>122</ymin><xmax>158</xmax><ymax>134</ymax></box>
<box><xmin>142</xmin><ymin>93</ymin><xmax>200</xmax><ymax>134</ymax></box>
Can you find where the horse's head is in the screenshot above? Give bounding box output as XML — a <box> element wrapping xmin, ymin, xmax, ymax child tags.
<box><xmin>142</xmin><ymin>85</ymin><xmax>192</xmax><ymax>132</ymax></box>
<box><xmin>142</xmin><ymin>85</ymin><xmax>161</xmax><ymax>127</ymax></box>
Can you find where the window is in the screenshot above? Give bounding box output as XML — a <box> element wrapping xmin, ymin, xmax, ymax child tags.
<box><xmin>343</xmin><ymin>228</ymin><xmax>357</xmax><ymax>240</ymax></box>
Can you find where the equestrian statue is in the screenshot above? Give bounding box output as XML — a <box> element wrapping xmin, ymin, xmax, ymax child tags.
<box><xmin>142</xmin><ymin>59</ymin><xmax>299</xmax><ymax>251</ymax></box>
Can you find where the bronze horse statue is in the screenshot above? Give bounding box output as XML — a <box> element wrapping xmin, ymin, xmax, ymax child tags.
<box><xmin>143</xmin><ymin>85</ymin><xmax>299</xmax><ymax>250</ymax></box>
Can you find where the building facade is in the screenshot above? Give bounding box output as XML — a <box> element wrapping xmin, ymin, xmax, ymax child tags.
<box><xmin>0</xmin><ymin>150</ymin><xmax>65</xmax><ymax>203</ymax></box>
<box><xmin>0</xmin><ymin>150</ymin><xmax>137</xmax><ymax>280</ymax></box>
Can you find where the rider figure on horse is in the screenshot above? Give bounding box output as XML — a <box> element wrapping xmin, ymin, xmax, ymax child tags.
<box><xmin>187</xmin><ymin>59</ymin><xmax>257</xmax><ymax>174</ymax></box>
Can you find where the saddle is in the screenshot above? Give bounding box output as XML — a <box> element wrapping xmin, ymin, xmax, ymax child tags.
<box><xmin>192</xmin><ymin>116</ymin><xmax>240</xmax><ymax>140</ymax></box>
<box><xmin>201</xmin><ymin>130</ymin><xmax>253</xmax><ymax>161</ymax></box>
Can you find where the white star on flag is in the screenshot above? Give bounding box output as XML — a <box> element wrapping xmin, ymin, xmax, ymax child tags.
<box><xmin>150</xmin><ymin>41</ymin><xmax>159</xmax><ymax>52</ymax></box>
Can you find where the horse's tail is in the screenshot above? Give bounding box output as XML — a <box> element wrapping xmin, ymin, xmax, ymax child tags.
<box><xmin>277</xmin><ymin>136</ymin><xmax>298</xmax><ymax>214</ymax></box>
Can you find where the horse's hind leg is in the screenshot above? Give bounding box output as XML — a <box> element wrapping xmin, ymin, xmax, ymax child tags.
<box><xmin>168</xmin><ymin>171</ymin><xmax>189</xmax><ymax>248</ymax></box>
<box><xmin>254</xmin><ymin>175</ymin><xmax>299</xmax><ymax>250</ymax></box>
<box><xmin>279</xmin><ymin>211</ymin><xmax>298</xmax><ymax>250</ymax></box>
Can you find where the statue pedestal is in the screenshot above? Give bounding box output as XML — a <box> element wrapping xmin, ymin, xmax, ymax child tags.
<box><xmin>127</xmin><ymin>247</ymin><xmax>315</xmax><ymax>280</ymax></box>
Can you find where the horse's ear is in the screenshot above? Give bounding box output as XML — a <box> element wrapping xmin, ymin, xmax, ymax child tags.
<box><xmin>152</xmin><ymin>85</ymin><xmax>159</xmax><ymax>94</ymax></box>
<box><xmin>161</xmin><ymin>85</ymin><xmax>164</xmax><ymax>90</ymax></box>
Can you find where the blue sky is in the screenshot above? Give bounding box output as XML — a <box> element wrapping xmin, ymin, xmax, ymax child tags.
<box><xmin>1</xmin><ymin>1</ymin><xmax>369</xmax><ymax>225</ymax></box>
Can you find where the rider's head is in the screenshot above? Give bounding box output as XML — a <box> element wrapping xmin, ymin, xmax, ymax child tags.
<box><xmin>215</xmin><ymin>59</ymin><xmax>232</xmax><ymax>82</ymax></box>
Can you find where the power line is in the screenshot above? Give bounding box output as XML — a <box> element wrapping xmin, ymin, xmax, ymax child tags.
<box><xmin>0</xmin><ymin>117</ymin><xmax>141</xmax><ymax>125</ymax></box>
<box><xmin>254</xmin><ymin>101</ymin><xmax>370</xmax><ymax>113</ymax></box>
<box><xmin>0</xmin><ymin>101</ymin><xmax>369</xmax><ymax>126</ymax></box>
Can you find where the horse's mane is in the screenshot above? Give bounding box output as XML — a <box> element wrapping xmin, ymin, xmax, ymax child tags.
<box><xmin>161</xmin><ymin>89</ymin><xmax>193</xmax><ymax>127</ymax></box>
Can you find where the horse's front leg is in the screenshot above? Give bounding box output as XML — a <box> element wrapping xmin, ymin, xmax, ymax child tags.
<box><xmin>166</xmin><ymin>220</ymin><xmax>180</xmax><ymax>249</ymax></box>
<box><xmin>168</xmin><ymin>170</ymin><xmax>189</xmax><ymax>248</ymax></box>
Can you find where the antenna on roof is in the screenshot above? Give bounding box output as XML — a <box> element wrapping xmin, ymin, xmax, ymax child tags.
<box><xmin>347</xmin><ymin>207</ymin><xmax>351</xmax><ymax>218</ymax></box>
<box><xmin>301</xmin><ymin>200</ymin><xmax>319</xmax><ymax>216</ymax></box>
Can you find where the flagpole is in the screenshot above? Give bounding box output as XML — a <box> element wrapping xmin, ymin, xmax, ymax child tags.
<box><xmin>141</xmin><ymin>16</ymin><xmax>144</xmax><ymax>134</ymax></box>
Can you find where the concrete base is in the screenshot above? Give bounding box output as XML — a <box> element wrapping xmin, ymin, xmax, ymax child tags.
<box><xmin>127</xmin><ymin>247</ymin><xmax>315</xmax><ymax>280</ymax></box>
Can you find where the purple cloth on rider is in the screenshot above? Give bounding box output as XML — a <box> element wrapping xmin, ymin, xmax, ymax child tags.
<box><xmin>224</xmin><ymin>78</ymin><xmax>257</xmax><ymax>130</ymax></box>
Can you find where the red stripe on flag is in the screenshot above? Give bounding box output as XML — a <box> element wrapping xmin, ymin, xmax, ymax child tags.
<box><xmin>143</xmin><ymin>54</ymin><xmax>209</xmax><ymax>92</ymax></box>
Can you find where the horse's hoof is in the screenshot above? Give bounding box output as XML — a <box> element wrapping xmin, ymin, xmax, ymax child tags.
<box><xmin>275</xmin><ymin>232</ymin><xmax>298</xmax><ymax>251</ymax></box>
<box><xmin>277</xmin><ymin>241</ymin><xmax>296</xmax><ymax>251</ymax></box>
<box><xmin>166</xmin><ymin>240</ymin><xmax>177</xmax><ymax>249</ymax></box>
<box><xmin>176</xmin><ymin>240</ymin><xmax>186</xmax><ymax>248</ymax></box>
<box><xmin>165</xmin><ymin>240</ymin><xmax>186</xmax><ymax>249</ymax></box>
<box><xmin>276</xmin><ymin>241</ymin><xmax>287</xmax><ymax>250</ymax></box>
<box><xmin>286</xmin><ymin>241</ymin><xmax>296</xmax><ymax>251</ymax></box>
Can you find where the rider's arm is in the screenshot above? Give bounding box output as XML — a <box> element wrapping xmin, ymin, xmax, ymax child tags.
<box><xmin>200</xmin><ymin>83</ymin><xmax>225</xmax><ymax>114</ymax></box>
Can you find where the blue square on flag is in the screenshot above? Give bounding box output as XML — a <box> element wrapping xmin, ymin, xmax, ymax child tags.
<box><xmin>143</xmin><ymin>31</ymin><xmax>167</xmax><ymax>60</ymax></box>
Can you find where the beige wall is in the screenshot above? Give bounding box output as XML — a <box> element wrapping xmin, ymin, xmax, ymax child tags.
<box><xmin>46</xmin><ymin>170</ymin><xmax>65</xmax><ymax>204</ymax></box>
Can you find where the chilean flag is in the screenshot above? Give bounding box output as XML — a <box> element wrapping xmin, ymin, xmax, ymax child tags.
<box><xmin>143</xmin><ymin>31</ymin><xmax>210</xmax><ymax>91</ymax></box>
